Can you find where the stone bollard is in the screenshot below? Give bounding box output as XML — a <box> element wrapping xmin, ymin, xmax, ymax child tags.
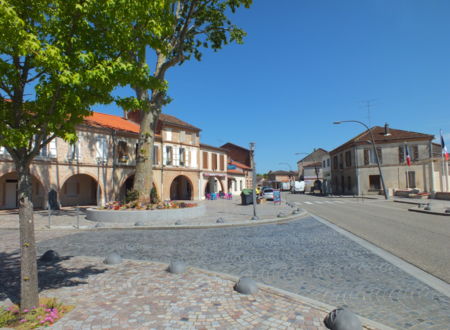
<box><xmin>234</xmin><ymin>277</ymin><xmax>258</xmax><ymax>294</ymax></box>
<box><xmin>175</xmin><ymin>220</ymin><xmax>183</xmax><ymax>225</ymax></box>
<box><xmin>134</xmin><ymin>221</ymin><xmax>145</xmax><ymax>227</ymax></box>
<box><xmin>104</xmin><ymin>252</ymin><xmax>122</xmax><ymax>265</ymax></box>
<box><xmin>424</xmin><ymin>204</ymin><xmax>431</xmax><ymax>211</ymax></box>
<box><xmin>95</xmin><ymin>222</ymin><xmax>105</xmax><ymax>228</ymax></box>
<box><xmin>277</xmin><ymin>212</ymin><xmax>285</xmax><ymax>218</ymax></box>
<box><xmin>216</xmin><ymin>217</ymin><xmax>225</xmax><ymax>223</ymax></box>
<box><xmin>323</xmin><ymin>308</ymin><xmax>362</xmax><ymax>330</ymax></box>
<box><xmin>251</xmin><ymin>216</ymin><xmax>259</xmax><ymax>221</ymax></box>
<box><xmin>168</xmin><ymin>260</ymin><xmax>186</xmax><ymax>274</ymax></box>
<box><xmin>39</xmin><ymin>250</ymin><xmax>60</xmax><ymax>263</ymax></box>
<box><xmin>445</xmin><ymin>208</ymin><xmax>450</xmax><ymax>214</ymax></box>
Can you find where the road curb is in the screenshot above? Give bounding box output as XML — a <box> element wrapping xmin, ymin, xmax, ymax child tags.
<box><xmin>0</xmin><ymin>210</ymin><xmax>308</xmax><ymax>232</ymax></box>
<box><xmin>408</xmin><ymin>208</ymin><xmax>450</xmax><ymax>216</ymax></box>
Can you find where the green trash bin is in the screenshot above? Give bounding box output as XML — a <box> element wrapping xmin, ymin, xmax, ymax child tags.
<box><xmin>241</xmin><ymin>189</ymin><xmax>253</xmax><ymax>205</ymax></box>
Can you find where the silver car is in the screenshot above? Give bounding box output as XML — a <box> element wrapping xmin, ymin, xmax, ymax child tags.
<box><xmin>262</xmin><ymin>188</ymin><xmax>274</xmax><ymax>200</ymax></box>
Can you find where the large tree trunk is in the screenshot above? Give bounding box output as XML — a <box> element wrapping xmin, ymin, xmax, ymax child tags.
<box><xmin>16</xmin><ymin>159</ymin><xmax>39</xmax><ymax>310</ymax></box>
<box><xmin>133</xmin><ymin>88</ymin><xmax>159</xmax><ymax>203</ymax></box>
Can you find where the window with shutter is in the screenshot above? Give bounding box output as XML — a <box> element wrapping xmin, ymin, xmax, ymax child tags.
<box><xmin>179</xmin><ymin>148</ymin><xmax>185</xmax><ymax>166</ymax></box>
<box><xmin>49</xmin><ymin>139</ymin><xmax>57</xmax><ymax>158</ymax></box>
<box><xmin>173</xmin><ymin>146</ymin><xmax>179</xmax><ymax>166</ymax></box>
<box><xmin>212</xmin><ymin>154</ymin><xmax>218</xmax><ymax>170</ymax></box>
<box><xmin>165</xmin><ymin>146</ymin><xmax>173</xmax><ymax>165</ymax></box>
<box><xmin>96</xmin><ymin>137</ymin><xmax>107</xmax><ymax>162</ymax></box>
<box><xmin>118</xmin><ymin>141</ymin><xmax>129</xmax><ymax>163</ymax></box>
<box><xmin>345</xmin><ymin>151</ymin><xmax>351</xmax><ymax>167</ymax></box>
<box><xmin>363</xmin><ymin>149</ymin><xmax>369</xmax><ymax>165</ymax></box>
<box><xmin>399</xmin><ymin>146</ymin><xmax>404</xmax><ymax>164</ymax></box>
<box><xmin>153</xmin><ymin>145</ymin><xmax>159</xmax><ymax>165</ymax></box>
<box><xmin>191</xmin><ymin>149</ymin><xmax>197</xmax><ymax>168</ymax></box>
<box><xmin>376</xmin><ymin>147</ymin><xmax>383</xmax><ymax>164</ymax></box>
<box><xmin>412</xmin><ymin>145</ymin><xmax>419</xmax><ymax>161</ymax></box>
<box><xmin>166</xmin><ymin>128</ymin><xmax>172</xmax><ymax>141</ymax></box>
<box><xmin>68</xmin><ymin>142</ymin><xmax>80</xmax><ymax>160</ymax></box>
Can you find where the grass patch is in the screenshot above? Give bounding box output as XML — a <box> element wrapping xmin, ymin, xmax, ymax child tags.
<box><xmin>0</xmin><ymin>297</ymin><xmax>74</xmax><ymax>329</ymax></box>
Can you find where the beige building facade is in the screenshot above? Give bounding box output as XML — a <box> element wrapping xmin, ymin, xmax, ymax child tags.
<box><xmin>329</xmin><ymin>125</ymin><xmax>448</xmax><ymax>196</ymax></box>
<box><xmin>0</xmin><ymin>111</ymin><xmax>233</xmax><ymax>209</ymax></box>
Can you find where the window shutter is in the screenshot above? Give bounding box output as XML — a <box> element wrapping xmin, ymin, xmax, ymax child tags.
<box><xmin>0</xmin><ymin>146</ymin><xmax>4</xmax><ymax>155</ymax></box>
<box><xmin>49</xmin><ymin>139</ymin><xmax>57</xmax><ymax>158</ymax></box>
<box><xmin>173</xmin><ymin>146</ymin><xmax>179</xmax><ymax>166</ymax></box>
<box><xmin>166</xmin><ymin>129</ymin><xmax>172</xmax><ymax>141</ymax></box>
<box><xmin>191</xmin><ymin>149</ymin><xmax>197</xmax><ymax>168</ymax></box>
<box><xmin>163</xmin><ymin>146</ymin><xmax>167</xmax><ymax>165</ymax></box>
<box><xmin>95</xmin><ymin>139</ymin><xmax>102</xmax><ymax>159</ymax></box>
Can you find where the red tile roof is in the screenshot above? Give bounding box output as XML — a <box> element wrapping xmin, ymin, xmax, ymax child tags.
<box><xmin>331</xmin><ymin>126</ymin><xmax>434</xmax><ymax>154</ymax></box>
<box><xmin>230</xmin><ymin>160</ymin><xmax>251</xmax><ymax>170</ymax></box>
<box><xmin>159</xmin><ymin>113</ymin><xmax>200</xmax><ymax>131</ymax></box>
<box><xmin>84</xmin><ymin>112</ymin><xmax>140</xmax><ymax>134</ymax></box>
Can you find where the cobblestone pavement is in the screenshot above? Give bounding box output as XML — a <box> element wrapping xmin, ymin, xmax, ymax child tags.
<box><xmin>0</xmin><ymin>231</ymin><xmax>339</xmax><ymax>329</ymax></box>
<box><xmin>0</xmin><ymin>197</ymin><xmax>294</xmax><ymax>229</ymax></box>
<box><xmin>30</xmin><ymin>217</ymin><xmax>450</xmax><ymax>329</ymax></box>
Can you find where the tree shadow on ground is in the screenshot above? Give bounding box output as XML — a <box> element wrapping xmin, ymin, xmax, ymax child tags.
<box><xmin>0</xmin><ymin>251</ymin><xmax>106</xmax><ymax>304</ymax></box>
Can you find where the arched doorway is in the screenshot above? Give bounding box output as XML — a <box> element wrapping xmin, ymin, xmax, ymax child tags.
<box><xmin>170</xmin><ymin>175</ymin><xmax>192</xmax><ymax>200</ymax></box>
<box><xmin>0</xmin><ymin>172</ymin><xmax>45</xmax><ymax>209</ymax></box>
<box><xmin>204</xmin><ymin>176</ymin><xmax>225</xmax><ymax>196</ymax></box>
<box><xmin>60</xmin><ymin>174</ymin><xmax>99</xmax><ymax>206</ymax></box>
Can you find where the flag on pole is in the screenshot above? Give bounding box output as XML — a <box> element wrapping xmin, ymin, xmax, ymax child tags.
<box><xmin>405</xmin><ymin>144</ymin><xmax>411</xmax><ymax>166</ymax></box>
<box><xmin>440</xmin><ymin>130</ymin><xmax>449</xmax><ymax>161</ymax></box>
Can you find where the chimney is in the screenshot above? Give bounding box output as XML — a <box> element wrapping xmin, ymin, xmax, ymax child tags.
<box><xmin>384</xmin><ymin>123</ymin><xmax>391</xmax><ymax>136</ymax></box>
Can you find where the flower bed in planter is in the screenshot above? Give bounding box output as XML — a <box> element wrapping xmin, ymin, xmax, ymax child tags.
<box><xmin>101</xmin><ymin>200</ymin><xmax>197</xmax><ymax>211</ymax></box>
<box><xmin>86</xmin><ymin>201</ymin><xmax>205</xmax><ymax>224</ymax></box>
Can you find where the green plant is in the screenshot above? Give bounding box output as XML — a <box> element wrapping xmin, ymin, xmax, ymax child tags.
<box><xmin>125</xmin><ymin>189</ymin><xmax>140</xmax><ymax>203</ymax></box>
<box><xmin>150</xmin><ymin>187</ymin><xmax>160</xmax><ymax>204</ymax></box>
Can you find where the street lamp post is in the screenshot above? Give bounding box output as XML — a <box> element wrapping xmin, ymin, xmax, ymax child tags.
<box><xmin>249</xmin><ymin>142</ymin><xmax>258</xmax><ymax>220</ymax></box>
<box><xmin>333</xmin><ymin>120</ymin><xmax>389</xmax><ymax>200</ymax></box>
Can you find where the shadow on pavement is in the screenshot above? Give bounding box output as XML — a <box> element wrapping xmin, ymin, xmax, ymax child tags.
<box><xmin>0</xmin><ymin>251</ymin><xmax>105</xmax><ymax>304</ymax></box>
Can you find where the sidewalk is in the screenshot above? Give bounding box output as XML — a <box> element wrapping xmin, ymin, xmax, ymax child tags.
<box><xmin>0</xmin><ymin>197</ymin><xmax>299</xmax><ymax>230</ymax></box>
<box><xmin>393</xmin><ymin>196</ymin><xmax>450</xmax><ymax>215</ymax></box>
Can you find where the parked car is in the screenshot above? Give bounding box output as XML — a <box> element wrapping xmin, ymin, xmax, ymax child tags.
<box><xmin>291</xmin><ymin>181</ymin><xmax>305</xmax><ymax>194</ymax></box>
<box><xmin>262</xmin><ymin>188</ymin><xmax>274</xmax><ymax>200</ymax></box>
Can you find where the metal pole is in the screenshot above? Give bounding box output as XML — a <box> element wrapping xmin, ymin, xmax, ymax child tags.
<box><xmin>333</xmin><ymin>120</ymin><xmax>389</xmax><ymax>199</ymax></box>
<box><xmin>250</xmin><ymin>142</ymin><xmax>258</xmax><ymax>220</ymax></box>
<box><xmin>47</xmin><ymin>202</ymin><xmax>51</xmax><ymax>229</ymax></box>
<box><xmin>76</xmin><ymin>204</ymin><xmax>80</xmax><ymax>229</ymax></box>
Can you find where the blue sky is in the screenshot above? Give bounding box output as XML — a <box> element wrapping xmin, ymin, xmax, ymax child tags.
<box><xmin>94</xmin><ymin>0</ymin><xmax>450</xmax><ymax>173</ymax></box>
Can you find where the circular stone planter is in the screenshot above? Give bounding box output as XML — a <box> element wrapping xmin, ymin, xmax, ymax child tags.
<box><xmin>86</xmin><ymin>203</ymin><xmax>206</xmax><ymax>224</ymax></box>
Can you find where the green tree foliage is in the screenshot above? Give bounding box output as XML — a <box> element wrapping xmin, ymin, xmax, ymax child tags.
<box><xmin>118</xmin><ymin>0</ymin><xmax>252</xmax><ymax>201</ymax></box>
<box><xmin>0</xmin><ymin>0</ymin><xmax>160</xmax><ymax>309</ymax></box>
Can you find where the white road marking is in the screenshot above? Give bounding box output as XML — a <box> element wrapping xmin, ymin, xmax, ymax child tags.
<box><xmin>304</xmin><ymin>201</ymin><xmax>313</xmax><ymax>205</ymax></box>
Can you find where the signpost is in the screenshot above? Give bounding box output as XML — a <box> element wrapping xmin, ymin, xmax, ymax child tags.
<box><xmin>273</xmin><ymin>189</ymin><xmax>281</xmax><ymax>205</ymax></box>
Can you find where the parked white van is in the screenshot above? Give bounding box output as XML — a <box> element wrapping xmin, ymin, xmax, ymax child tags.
<box><xmin>291</xmin><ymin>181</ymin><xmax>305</xmax><ymax>194</ymax></box>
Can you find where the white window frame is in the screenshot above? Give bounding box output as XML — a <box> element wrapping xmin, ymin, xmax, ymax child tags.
<box><xmin>95</xmin><ymin>136</ymin><xmax>108</xmax><ymax>163</ymax></box>
<box><xmin>68</xmin><ymin>141</ymin><xmax>80</xmax><ymax>161</ymax></box>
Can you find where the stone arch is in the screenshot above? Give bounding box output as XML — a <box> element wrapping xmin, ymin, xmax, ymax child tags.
<box><xmin>203</xmin><ymin>176</ymin><xmax>225</xmax><ymax>196</ymax></box>
<box><xmin>0</xmin><ymin>171</ymin><xmax>45</xmax><ymax>209</ymax></box>
<box><xmin>60</xmin><ymin>173</ymin><xmax>100</xmax><ymax>206</ymax></box>
<box><xmin>170</xmin><ymin>175</ymin><xmax>193</xmax><ymax>200</ymax></box>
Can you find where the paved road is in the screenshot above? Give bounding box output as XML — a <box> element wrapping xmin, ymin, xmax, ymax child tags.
<box><xmin>284</xmin><ymin>194</ymin><xmax>450</xmax><ymax>284</ymax></box>
<box><xmin>36</xmin><ymin>217</ymin><xmax>450</xmax><ymax>329</ymax></box>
